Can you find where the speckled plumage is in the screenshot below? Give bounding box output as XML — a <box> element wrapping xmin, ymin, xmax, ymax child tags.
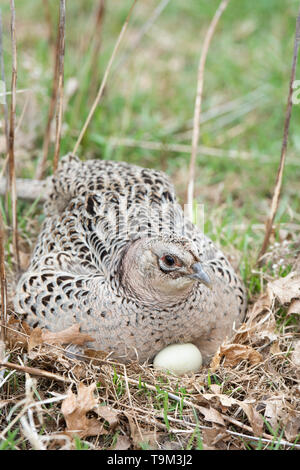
<box><xmin>15</xmin><ymin>154</ymin><xmax>247</xmax><ymax>363</ymax></box>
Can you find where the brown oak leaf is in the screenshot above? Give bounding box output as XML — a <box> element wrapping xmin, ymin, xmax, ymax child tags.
<box><xmin>61</xmin><ymin>382</ymin><xmax>106</xmax><ymax>438</ymax></box>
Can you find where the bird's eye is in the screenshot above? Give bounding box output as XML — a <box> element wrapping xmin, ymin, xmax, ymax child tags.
<box><xmin>163</xmin><ymin>255</ymin><xmax>175</xmax><ymax>266</ymax></box>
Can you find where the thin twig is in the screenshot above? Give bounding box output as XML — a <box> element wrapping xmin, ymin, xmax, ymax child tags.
<box><xmin>88</xmin><ymin>0</ymin><xmax>105</xmax><ymax>101</ymax></box>
<box><xmin>0</xmin><ymin>9</ymin><xmax>10</xmax><ymax>228</ymax></box>
<box><xmin>35</xmin><ymin>21</ymin><xmax>60</xmax><ymax>179</ymax></box>
<box><xmin>0</xmin><ymin>361</ymin><xmax>71</xmax><ymax>383</ymax></box>
<box><xmin>0</xmin><ymin>9</ymin><xmax>9</xmax><ymax>152</ymax></box>
<box><xmin>186</xmin><ymin>0</ymin><xmax>230</xmax><ymax>221</ymax></box>
<box><xmin>257</xmin><ymin>7</ymin><xmax>300</xmax><ymax>264</ymax></box>
<box><xmin>0</xmin><ymin>211</ymin><xmax>7</xmax><ymax>343</ymax></box>
<box><xmin>53</xmin><ymin>0</ymin><xmax>66</xmax><ymax>173</ymax></box>
<box><xmin>8</xmin><ymin>0</ymin><xmax>19</xmax><ymax>270</ymax></box>
<box><xmin>20</xmin><ymin>414</ymin><xmax>46</xmax><ymax>450</ymax></box>
<box><xmin>72</xmin><ymin>0</ymin><xmax>138</xmax><ymax>156</ymax></box>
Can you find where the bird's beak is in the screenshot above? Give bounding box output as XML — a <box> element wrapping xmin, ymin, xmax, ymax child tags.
<box><xmin>188</xmin><ymin>263</ymin><xmax>212</xmax><ymax>288</ymax></box>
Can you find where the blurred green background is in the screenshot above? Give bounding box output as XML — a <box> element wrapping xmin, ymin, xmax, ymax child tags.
<box><xmin>1</xmin><ymin>0</ymin><xmax>300</xmax><ymax>287</ymax></box>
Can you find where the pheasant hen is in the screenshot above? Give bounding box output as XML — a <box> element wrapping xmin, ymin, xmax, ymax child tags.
<box><xmin>15</xmin><ymin>155</ymin><xmax>247</xmax><ymax>363</ymax></box>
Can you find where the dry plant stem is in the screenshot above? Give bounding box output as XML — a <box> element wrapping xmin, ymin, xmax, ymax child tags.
<box><xmin>0</xmin><ymin>10</ymin><xmax>10</xmax><ymax>224</ymax></box>
<box><xmin>0</xmin><ymin>361</ymin><xmax>71</xmax><ymax>383</ymax></box>
<box><xmin>121</xmin><ymin>363</ymin><xmax>144</xmax><ymax>442</ymax></box>
<box><xmin>53</xmin><ymin>0</ymin><xmax>65</xmax><ymax>173</ymax></box>
<box><xmin>35</xmin><ymin>24</ymin><xmax>60</xmax><ymax>179</ymax></box>
<box><xmin>88</xmin><ymin>0</ymin><xmax>105</xmax><ymax>100</ymax></box>
<box><xmin>186</xmin><ymin>0</ymin><xmax>229</xmax><ymax>221</ymax></box>
<box><xmin>257</xmin><ymin>7</ymin><xmax>300</xmax><ymax>263</ymax></box>
<box><xmin>72</xmin><ymin>0</ymin><xmax>138</xmax><ymax>155</ymax></box>
<box><xmin>0</xmin><ymin>212</ymin><xmax>7</xmax><ymax>342</ymax></box>
<box><xmin>8</xmin><ymin>0</ymin><xmax>19</xmax><ymax>270</ymax></box>
<box><xmin>0</xmin><ymin>10</ymin><xmax>9</xmax><ymax>151</ymax></box>
<box><xmin>20</xmin><ymin>415</ymin><xmax>46</xmax><ymax>450</ymax></box>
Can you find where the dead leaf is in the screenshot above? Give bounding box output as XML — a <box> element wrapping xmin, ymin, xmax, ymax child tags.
<box><xmin>202</xmin><ymin>392</ymin><xmax>239</xmax><ymax>409</ymax></box>
<box><xmin>239</xmin><ymin>402</ymin><xmax>264</xmax><ymax>436</ymax></box>
<box><xmin>291</xmin><ymin>340</ymin><xmax>300</xmax><ymax>368</ymax></box>
<box><xmin>125</xmin><ymin>414</ymin><xmax>144</xmax><ymax>449</ymax></box>
<box><xmin>83</xmin><ymin>349</ymin><xmax>112</xmax><ymax>361</ymax></box>
<box><xmin>42</xmin><ymin>324</ymin><xmax>95</xmax><ymax>346</ymax></box>
<box><xmin>284</xmin><ymin>415</ymin><xmax>300</xmax><ymax>442</ymax></box>
<box><xmin>247</xmin><ymin>271</ymin><xmax>300</xmax><ymax>328</ymax></box>
<box><xmin>270</xmin><ymin>341</ymin><xmax>281</xmax><ymax>355</ymax></box>
<box><xmin>264</xmin><ymin>397</ymin><xmax>285</xmax><ymax>430</ymax></box>
<box><xmin>28</xmin><ymin>324</ymin><xmax>94</xmax><ymax>352</ymax></box>
<box><xmin>197</xmin><ymin>405</ymin><xmax>225</xmax><ymax>426</ymax></box>
<box><xmin>288</xmin><ymin>299</ymin><xmax>300</xmax><ymax>315</ymax></box>
<box><xmin>202</xmin><ymin>426</ymin><xmax>228</xmax><ymax>450</ymax></box>
<box><xmin>247</xmin><ymin>291</ymin><xmax>272</xmax><ymax>323</ymax></box>
<box><xmin>96</xmin><ymin>405</ymin><xmax>119</xmax><ymax>430</ymax></box>
<box><xmin>268</xmin><ymin>272</ymin><xmax>300</xmax><ymax>305</ymax></box>
<box><xmin>6</xmin><ymin>318</ymin><xmax>29</xmax><ymax>348</ymax></box>
<box><xmin>61</xmin><ymin>382</ymin><xmax>106</xmax><ymax>438</ymax></box>
<box><xmin>209</xmin><ymin>384</ymin><xmax>221</xmax><ymax>394</ymax></box>
<box><xmin>210</xmin><ymin>344</ymin><xmax>262</xmax><ymax>371</ymax></box>
<box><xmin>28</xmin><ymin>327</ymin><xmax>43</xmax><ymax>352</ymax></box>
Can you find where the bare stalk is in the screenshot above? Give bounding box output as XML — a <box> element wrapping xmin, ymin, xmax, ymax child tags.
<box><xmin>0</xmin><ymin>9</ymin><xmax>10</xmax><ymax>222</ymax></box>
<box><xmin>8</xmin><ymin>0</ymin><xmax>19</xmax><ymax>270</ymax></box>
<box><xmin>72</xmin><ymin>0</ymin><xmax>138</xmax><ymax>156</ymax></box>
<box><xmin>0</xmin><ymin>10</ymin><xmax>9</xmax><ymax>152</ymax></box>
<box><xmin>53</xmin><ymin>0</ymin><xmax>66</xmax><ymax>173</ymax></box>
<box><xmin>257</xmin><ymin>7</ymin><xmax>300</xmax><ymax>264</ymax></box>
<box><xmin>0</xmin><ymin>361</ymin><xmax>71</xmax><ymax>383</ymax></box>
<box><xmin>185</xmin><ymin>0</ymin><xmax>230</xmax><ymax>221</ymax></box>
<box><xmin>0</xmin><ymin>211</ymin><xmax>7</xmax><ymax>343</ymax></box>
<box><xmin>35</xmin><ymin>19</ymin><xmax>60</xmax><ymax>179</ymax></box>
<box><xmin>88</xmin><ymin>0</ymin><xmax>106</xmax><ymax>101</ymax></box>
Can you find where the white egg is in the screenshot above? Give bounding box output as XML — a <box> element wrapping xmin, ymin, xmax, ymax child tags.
<box><xmin>153</xmin><ymin>343</ymin><xmax>202</xmax><ymax>376</ymax></box>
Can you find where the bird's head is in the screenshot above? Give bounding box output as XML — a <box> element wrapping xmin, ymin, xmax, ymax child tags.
<box><xmin>120</xmin><ymin>235</ymin><xmax>211</xmax><ymax>305</ymax></box>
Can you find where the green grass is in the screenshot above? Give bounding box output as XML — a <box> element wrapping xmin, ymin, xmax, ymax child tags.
<box><xmin>1</xmin><ymin>1</ymin><xmax>299</xmax><ymax>275</ymax></box>
<box><xmin>0</xmin><ymin>429</ymin><xmax>21</xmax><ymax>450</ymax></box>
<box><xmin>112</xmin><ymin>367</ymin><xmax>125</xmax><ymax>398</ymax></box>
<box><xmin>1</xmin><ymin>0</ymin><xmax>300</xmax><ymax>202</ymax></box>
<box><xmin>74</xmin><ymin>435</ymin><xmax>90</xmax><ymax>450</ymax></box>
